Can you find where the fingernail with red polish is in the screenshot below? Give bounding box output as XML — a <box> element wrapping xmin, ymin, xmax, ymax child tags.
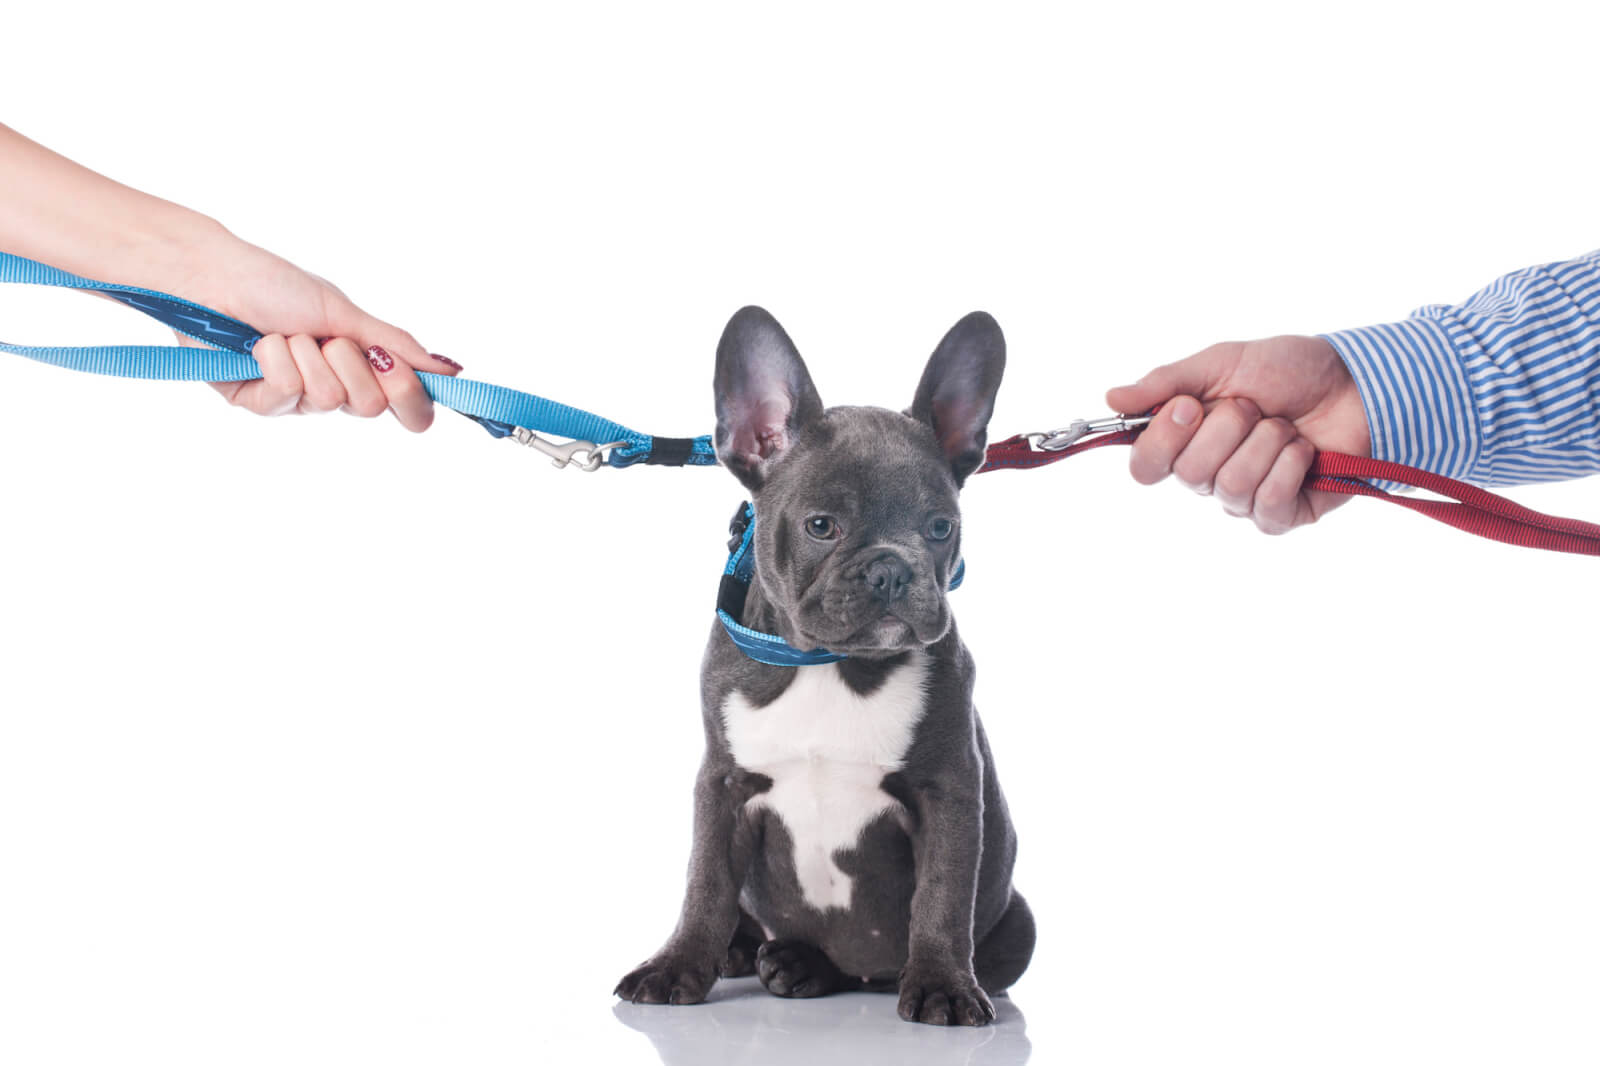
<box><xmin>366</xmin><ymin>345</ymin><xmax>395</xmax><ymax>373</ymax></box>
<box><xmin>430</xmin><ymin>353</ymin><xmax>463</xmax><ymax>371</ymax></box>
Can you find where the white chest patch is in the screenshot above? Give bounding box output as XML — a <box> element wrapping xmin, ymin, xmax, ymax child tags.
<box><xmin>721</xmin><ymin>654</ymin><xmax>929</xmax><ymax>912</ymax></box>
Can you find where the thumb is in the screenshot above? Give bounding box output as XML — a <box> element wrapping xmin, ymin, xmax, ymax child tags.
<box><xmin>328</xmin><ymin>294</ymin><xmax>460</xmax><ymax>378</ymax></box>
<box><xmin>1105</xmin><ymin>341</ymin><xmax>1241</xmax><ymax>414</ymax></box>
<box><xmin>352</xmin><ymin>312</ymin><xmax>438</xmax><ymax>374</ymax></box>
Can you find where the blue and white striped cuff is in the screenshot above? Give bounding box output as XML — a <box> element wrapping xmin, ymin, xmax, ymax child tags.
<box><xmin>1320</xmin><ymin>319</ymin><xmax>1483</xmax><ymax>489</ymax></box>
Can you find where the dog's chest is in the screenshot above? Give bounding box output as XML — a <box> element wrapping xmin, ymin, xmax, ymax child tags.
<box><xmin>721</xmin><ymin>656</ymin><xmax>928</xmax><ymax>912</ymax></box>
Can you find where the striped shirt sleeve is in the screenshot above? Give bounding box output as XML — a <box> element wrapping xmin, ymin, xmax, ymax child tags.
<box><xmin>1320</xmin><ymin>249</ymin><xmax>1600</xmax><ymax>487</ymax></box>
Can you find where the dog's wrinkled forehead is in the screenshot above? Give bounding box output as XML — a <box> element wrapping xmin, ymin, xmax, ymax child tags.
<box><xmin>762</xmin><ymin>406</ymin><xmax>958</xmax><ymax>521</ymax></box>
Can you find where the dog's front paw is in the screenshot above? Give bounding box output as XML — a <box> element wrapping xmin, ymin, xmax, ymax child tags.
<box><xmin>755</xmin><ymin>938</ymin><xmax>848</xmax><ymax>998</ymax></box>
<box><xmin>896</xmin><ymin>963</ymin><xmax>995</xmax><ymax>1026</ymax></box>
<box><xmin>614</xmin><ymin>953</ymin><xmax>718</xmax><ymax>1005</ymax></box>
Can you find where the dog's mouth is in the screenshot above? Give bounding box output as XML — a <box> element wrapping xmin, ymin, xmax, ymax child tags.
<box><xmin>788</xmin><ymin>581</ymin><xmax>952</xmax><ymax>658</ymax></box>
<box><xmin>812</xmin><ymin>610</ymin><xmax>930</xmax><ymax>656</ymax></box>
<box><xmin>860</xmin><ymin>614</ymin><xmax>914</xmax><ymax>645</ymax></box>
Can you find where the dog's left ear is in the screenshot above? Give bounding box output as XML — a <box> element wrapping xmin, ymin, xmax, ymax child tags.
<box><xmin>911</xmin><ymin>311</ymin><xmax>1006</xmax><ymax>485</ymax></box>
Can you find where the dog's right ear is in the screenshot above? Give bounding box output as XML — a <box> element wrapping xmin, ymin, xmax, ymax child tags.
<box><xmin>714</xmin><ymin>306</ymin><xmax>823</xmax><ymax>492</ymax></box>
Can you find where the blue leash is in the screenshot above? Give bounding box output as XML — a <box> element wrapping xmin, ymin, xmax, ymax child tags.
<box><xmin>0</xmin><ymin>251</ymin><xmax>716</xmax><ymax>469</ymax></box>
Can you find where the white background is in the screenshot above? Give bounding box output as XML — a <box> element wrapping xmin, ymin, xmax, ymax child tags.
<box><xmin>2</xmin><ymin>3</ymin><xmax>1596</xmax><ymax>1064</ymax></box>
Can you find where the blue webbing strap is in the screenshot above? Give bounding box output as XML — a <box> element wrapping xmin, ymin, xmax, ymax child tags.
<box><xmin>0</xmin><ymin>251</ymin><xmax>717</xmax><ymax>468</ymax></box>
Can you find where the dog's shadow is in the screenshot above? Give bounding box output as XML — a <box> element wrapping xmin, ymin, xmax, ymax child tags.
<box><xmin>613</xmin><ymin>978</ymin><xmax>1031</xmax><ymax>1066</ymax></box>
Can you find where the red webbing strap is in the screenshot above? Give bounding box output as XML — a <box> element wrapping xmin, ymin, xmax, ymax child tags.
<box><xmin>977</xmin><ymin>431</ymin><xmax>1600</xmax><ymax>557</ymax></box>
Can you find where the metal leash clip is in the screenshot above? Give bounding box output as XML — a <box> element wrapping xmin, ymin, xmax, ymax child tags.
<box><xmin>509</xmin><ymin>426</ymin><xmax>629</xmax><ymax>472</ymax></box>
<box><xmin>1027</xmin><ymin>413</ymin><xmax>1154</xmax><ymax>452</ymax></box>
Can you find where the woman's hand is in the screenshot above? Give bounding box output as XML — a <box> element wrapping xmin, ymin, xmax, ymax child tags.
<box><xmin>0</xmin><ymin>122</ymin><xmax>461</xmax><ymax>430</ymax></box>
<box><xmin>170</xmin><ymin>229</ymin><xmax>463</xmax><ymax>431</ymax></box>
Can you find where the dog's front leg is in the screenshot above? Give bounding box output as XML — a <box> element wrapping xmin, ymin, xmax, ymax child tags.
<box><xmin>895</xmin><ymin>765</ymin><xmax>996</xmax><ymax>1026</ymax></box>
<box><xmin>615</xmin><ymin>758</ymin><xmax>762</xmax><ymax>1005</ymax></box>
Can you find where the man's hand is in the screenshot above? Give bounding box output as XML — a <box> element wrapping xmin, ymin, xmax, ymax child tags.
<box><xmin>1105</xmin><ymin>335</ymin><xmax>1371</xmax><ymax>534</ymax></box>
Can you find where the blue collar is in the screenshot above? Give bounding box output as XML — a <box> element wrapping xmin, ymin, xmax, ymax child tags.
<box><xmin>715</xmin><ymin>503</ymin><xmax>965</xmax><ymax>667</ymax></box>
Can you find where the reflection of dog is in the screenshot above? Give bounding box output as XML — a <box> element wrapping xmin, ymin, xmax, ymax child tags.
<box><xmin>616</xmin><ymin>307</ymin><xmax>1034</xmax><ymax>1026</ymax></box>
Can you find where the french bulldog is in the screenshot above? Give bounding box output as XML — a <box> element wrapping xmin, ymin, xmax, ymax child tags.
<box><xmin>615</xmin><ymin>307</ymin><xmax>1034</xmax><ymax>1026</ymax></box>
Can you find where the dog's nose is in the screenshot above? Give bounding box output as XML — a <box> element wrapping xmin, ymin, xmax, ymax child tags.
<box><xmin>864</xmin><ymin>553</ymin><xmax>914</xmax><ymax>603</ymax></box>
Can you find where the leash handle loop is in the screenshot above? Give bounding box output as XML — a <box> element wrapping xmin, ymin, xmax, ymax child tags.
<box><xmin>1306</xmin><ymin>453</ymin><xmax>1600</xmax><ymax>555</ymax></box>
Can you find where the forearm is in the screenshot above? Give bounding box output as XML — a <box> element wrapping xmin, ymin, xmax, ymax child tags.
<box><xmin>0</xmin><ymin>122</ymin><xmax>233</xmax><ymax>291</ymax></box>
<box><xmin>1323</xmin><ymin>250</ymin><xmax>1600</xmax><ymax>487</ymax></box>
<box><xmin>907</xmin><ymin>779</ymin><xmax>983</xmax><ymax>965</ymax></box>
<box><xmin>668</xmin><ymin>761</ymin><xmax>752</xmax><ymax>950</ymax></box>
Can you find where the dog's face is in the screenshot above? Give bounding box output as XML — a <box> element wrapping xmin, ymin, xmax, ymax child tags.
<box><xmin>713</xmin><ymin>308</ymin><xmax>1005</xmax><ymax>658</ymax></box>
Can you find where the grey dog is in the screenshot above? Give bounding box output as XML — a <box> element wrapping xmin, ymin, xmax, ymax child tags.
<box><xmin>615</xmin><ymin>307</ymin><xmax>1034</xmax><ymax>1026</ymax></box>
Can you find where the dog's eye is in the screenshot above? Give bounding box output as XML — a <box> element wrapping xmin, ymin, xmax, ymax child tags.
<box><xmin>804</xmin><ymin>515</ymin><xmax>839</xmax><ymax>540</ymax></box>
<box><xmin>926</xmin><ymin>517</ymin><xmax>955</xmax><ymax>542</ymax></box>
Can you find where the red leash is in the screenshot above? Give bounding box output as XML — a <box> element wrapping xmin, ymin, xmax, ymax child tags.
<box><xmin>978</xmin><ymin>422</ymin><xmax>1600</xmax><ymax>557</ymax></box>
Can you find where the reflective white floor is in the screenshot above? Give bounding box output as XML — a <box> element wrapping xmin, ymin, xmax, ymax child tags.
<box><xmin>612</xmin><ymin>978</ymin><xmax>1031</xmax><ymax>1066</ymax></box>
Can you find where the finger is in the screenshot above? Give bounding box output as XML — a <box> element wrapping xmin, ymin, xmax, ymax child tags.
<box><xmin>1171</xmin><ymin>397</ymin><xmax>1262</xmax><ymax>495</ymax></box>
<box><xmin>1253</xmin><ymin>436</ymin><xmax>1319</xmax><ymax>534</ymax></box>
<box><xmin>1127</xmin><ymin>395</ymin><xmax>1205</xmax><ymax>485</ymax></box>
<box><xmin>1214</xmin><ymin>417</ymin><xmax>1297</xmax><ymax>517</ymax></box>
<box><xmin>223</xmin><ymin>334</ymin><xmax>304</xmax><ymax>416</ymax></box>
<box><xmin>286</xmin><ymin>333</ymin><xmax>347</xmax><ymax>414</ymax></box>
<box><xmin>362</xmin><ymin>344</ymin><xmax>434</xmax><ymax>433</ymax></box>
<box><xmin>1105</xmin><ymin>341</ymin><xmax>1242</xmax><ymax>414</ymax></box>
<box><xmin>321</xmin><ymin>338</ymin><xmax>388</xmax><ymax>418</ymax></box>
